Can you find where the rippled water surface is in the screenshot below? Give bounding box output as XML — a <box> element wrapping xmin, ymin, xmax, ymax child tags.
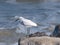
<box><xmin>0</xmin><ymin>0</ymin><xmax>60</xmax><ymax>45</ymax></box>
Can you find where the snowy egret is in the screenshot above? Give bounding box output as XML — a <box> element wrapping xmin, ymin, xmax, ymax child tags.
<box><xmin>15</xmin><ymin>16</ymin><xmax>37</xmax><ymax>37</ymax></box>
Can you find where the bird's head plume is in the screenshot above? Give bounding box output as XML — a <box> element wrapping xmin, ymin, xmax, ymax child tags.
<box><xmin>14</xmin><ymin>16</ymin><xmax>20</xmax><ymax>22</ymax></box>
<box><xmin>14</xmin><ymin>16</ymin><xmax>24</xmax><ymax>22</ymax></box>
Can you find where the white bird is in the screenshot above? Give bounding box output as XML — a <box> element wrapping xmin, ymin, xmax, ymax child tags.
<box><xmin>14</xmin><ymin>16</ymin><xmax>37</xmax><ymax>37</ymax></box>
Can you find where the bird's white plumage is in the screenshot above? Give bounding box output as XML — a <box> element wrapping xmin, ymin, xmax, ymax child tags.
<box><xmin>15</xmin><ymin>16</ymin><xmax>19</xmax><ymax>19</ymax></box>
<box><xmin>19</xmin><ymin>16</ymin><xmax>37</xmax><ymax>27</ymax></box>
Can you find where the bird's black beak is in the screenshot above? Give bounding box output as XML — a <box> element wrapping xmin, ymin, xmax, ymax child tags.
<box><xmin>15</xmin><ymin>19</ymin><xmax>19</xmax><ymax>22</ymax></box>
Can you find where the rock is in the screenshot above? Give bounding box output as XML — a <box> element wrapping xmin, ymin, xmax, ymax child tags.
<box><xmin>29</xmin><ymin>32</ymin><xmax>48</xmax><ymax>37</ymax></box>
<box><xmin>50</xmin><ymin>24</ymin><xmax>60</xmax><ymax>37</ymax></box>
<box><xmin>20</xmin><ymin>36</ymin><xmax>60</xmax><ymax>45</ymax></box>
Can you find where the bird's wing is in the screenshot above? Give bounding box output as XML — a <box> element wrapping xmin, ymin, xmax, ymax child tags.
<box><xmin>23</xmin><ymin>19</ymin><xmax>37</xmax><ymax>26</ymax></box>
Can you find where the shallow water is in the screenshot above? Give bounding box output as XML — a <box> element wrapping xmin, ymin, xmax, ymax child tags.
<box><xmin>0</xmin><ymin>0</ymin><xmax>60</xmax><ymax>45</ymax></box>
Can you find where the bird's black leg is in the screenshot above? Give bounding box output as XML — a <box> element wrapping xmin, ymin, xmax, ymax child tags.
<box><xmin>18</xmin><ymin>38</ymin><xmax>21</xmax><ymax>45</ymax></box>
<box><xmin>26</xmin><ymin>27</ymin><xmax>30</xmax><ymax>38</ymax></box>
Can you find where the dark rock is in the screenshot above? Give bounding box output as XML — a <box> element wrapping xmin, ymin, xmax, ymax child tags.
<box><xmin>29</xmin><ymin>32</ymin><xmax>48</xmax><ymax>37</ymax></box>
<box><xmin>50</xmin><ymin>24</ymin><xmax>60</xmax><ymax>37</ymax></box>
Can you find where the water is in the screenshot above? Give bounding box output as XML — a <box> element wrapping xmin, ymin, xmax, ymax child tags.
<box><xmin>0</xmin><ymin>0</ymin><xmax>60</xmax><ymax>45</ymax></box>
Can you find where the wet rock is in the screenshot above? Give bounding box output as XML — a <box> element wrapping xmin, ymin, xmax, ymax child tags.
<box><xmin>29</xmin><ymin>32</ymin><xmax>48</xmax><ymax>37</ymax></box>
<box><xmin>50</xmin><ymin>24</ymin><xmax>60</xmax><ymax>37</ymax></box>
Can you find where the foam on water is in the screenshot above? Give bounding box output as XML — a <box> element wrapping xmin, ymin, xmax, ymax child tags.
<box><xmin>0</xmin><ymin>42</ymin><xmax>6</xmax><ymax>45</ymax></box>
<box><xmin>0</xmin><ymin>42</ymin><xmax>18</xmax><ymax>45</ymax></box>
